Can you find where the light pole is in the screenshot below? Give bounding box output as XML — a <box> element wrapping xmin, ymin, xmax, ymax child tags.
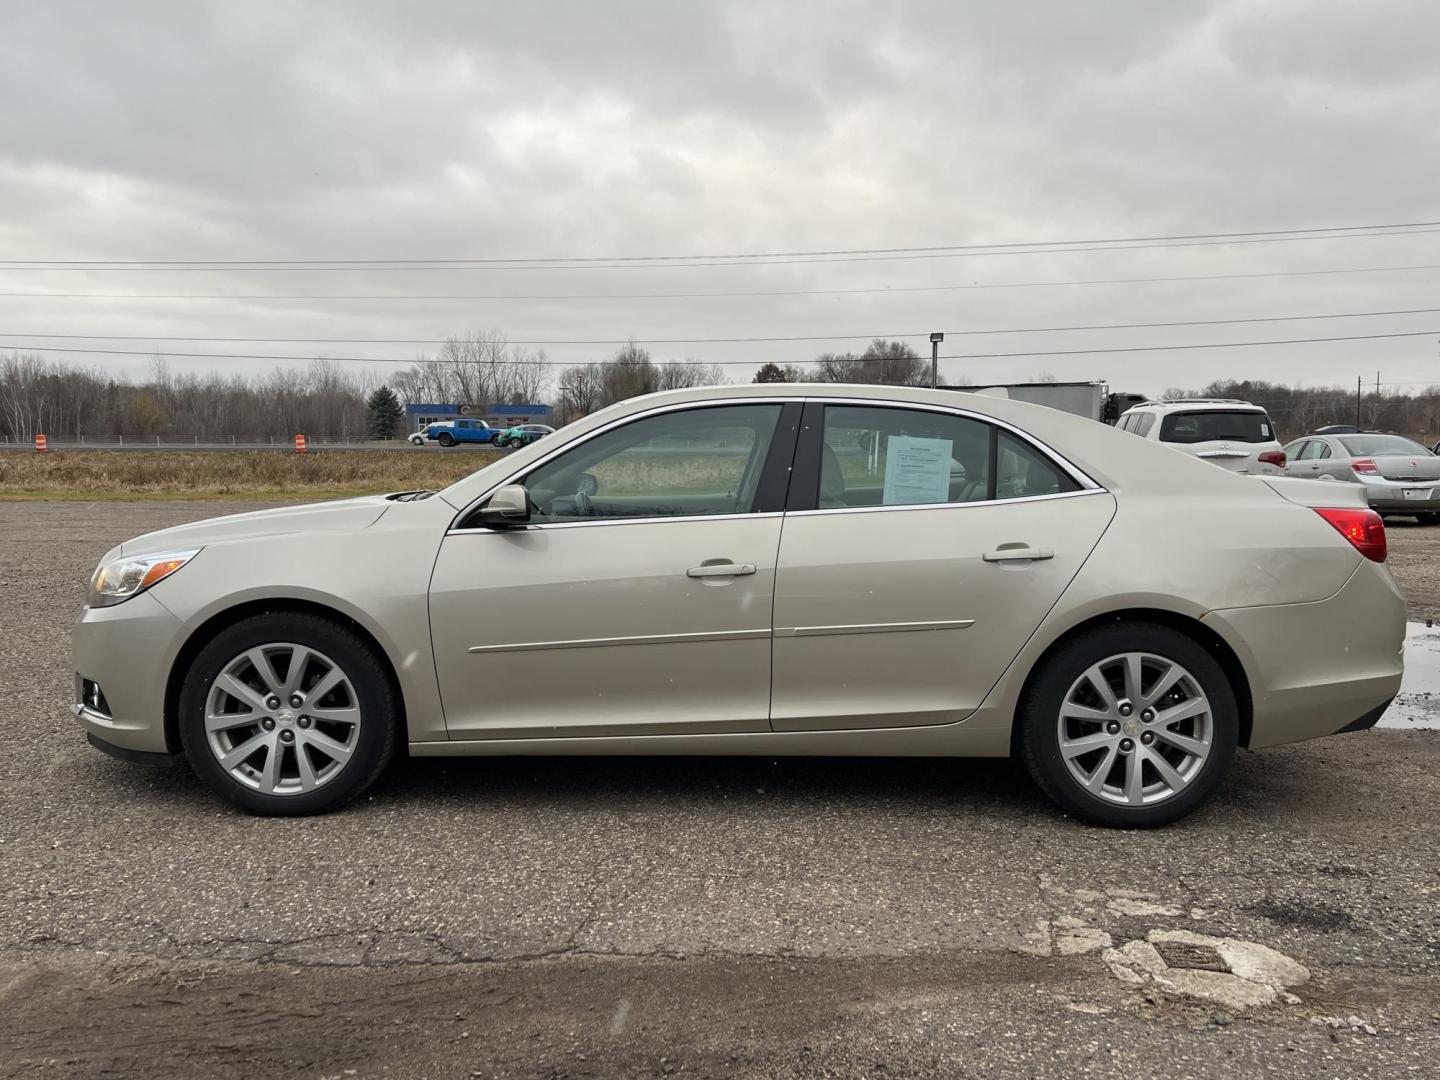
<box><xmin>558</xmin><ymin>384</ymin><xmax>574</xmax><ymax>426</ymax></box>
<box><xmin>929</xmin><ymin>332</ymin><xmax>944</xmax><ymax>389</ymax></box>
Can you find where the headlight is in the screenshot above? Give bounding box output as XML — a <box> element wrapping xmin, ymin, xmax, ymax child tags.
<box><xmin>87</xmin><ymin>549</ymin><xmax>201</xmax><ymax>608</ymax></box>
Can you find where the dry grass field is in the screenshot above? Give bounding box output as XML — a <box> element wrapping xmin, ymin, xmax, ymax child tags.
<box><xmin>0</xmin><ymin>450</ymin><xmax>502</xmax><ymax>500</ymax></box>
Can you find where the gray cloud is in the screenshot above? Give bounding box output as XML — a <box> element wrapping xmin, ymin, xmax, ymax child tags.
<box><xmin>2</xmin><ymin>0</ymin><xmax>1439</xmax><ymax>394</ymax></box>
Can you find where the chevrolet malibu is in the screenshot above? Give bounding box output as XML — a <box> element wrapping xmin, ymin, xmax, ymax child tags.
<box><xmin>72</xmin><ymin>384</ymin><xmax>1405</xmax><ymax>826</ymax></box>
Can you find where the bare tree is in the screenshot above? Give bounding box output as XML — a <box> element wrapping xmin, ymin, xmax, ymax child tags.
<box><xmin>811</xmin><ymin>339</ymin><xmax>926</xmax><ymax>385</ymax></box>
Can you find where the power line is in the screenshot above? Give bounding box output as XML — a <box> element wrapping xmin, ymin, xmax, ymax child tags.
<box><xmin>6</xmin><ymin>328</ymin><xmax>1440</xmax><ymax>366</ymax></box>
<box><xmin>932</xmin><ymin>329</ymin><xmax>1440</xmax><ymax>362</ymax></box>
<box><xmin>6</xmin><ymin>226</ymin><xmax>1440</xmax><ymax>272</ymax></box>
<box><xmin>7</xmin><ymin>261</ymin><xmax>1440</xmax><ymax>303</ymax></box>
<box><xmin>8</xmin><ymin>304</ymin><xmax>1440</xmax><ymax>346</ymax></box>
<box><xmin>3</xmin><ymin>218</ymin><xmax>1436</xmax><ymax>267</ymax></box>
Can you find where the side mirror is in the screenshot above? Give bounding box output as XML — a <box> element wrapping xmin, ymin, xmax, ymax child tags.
<box><xmin>478</xmin><ymin>484</ymin><xmax>531</xmax><ymax>528</ymax></box>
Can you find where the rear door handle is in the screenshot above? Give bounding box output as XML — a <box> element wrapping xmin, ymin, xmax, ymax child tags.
<box><xmin>687</xmin><ymin>561</ymin><xmax>757</xmax><ymax>578</ymax></box>
<box><xmin>983</xmin><ymin>546</ymin><xmax>1054</xmax><ymax>563</ymax></box>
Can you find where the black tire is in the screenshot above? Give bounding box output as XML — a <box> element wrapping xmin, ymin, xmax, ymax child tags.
<box><xmin>178</xmin><ymin>612</ymin><xmax>399</xmax><ymax>816</ymax></box>
<box><xmin>436</xmin><ymin>431</ymin><xmax>454</xmax><ymax>447</ymax></box>
<box><xmin>1422</xmin><ymin>514</ymin><xmax>1440</xmax><ymax>526</ymax></box>
<box><xmin>1018</xmin><ymin>621</ymin><xmax>1238</xmax><ymax>828</ymax></box>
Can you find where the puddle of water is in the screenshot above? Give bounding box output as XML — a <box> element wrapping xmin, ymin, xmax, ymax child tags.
<box><xmin>1378</xmin><ymin>622</ymin><xmax>1440</xmax><ymax>730</ymax></box>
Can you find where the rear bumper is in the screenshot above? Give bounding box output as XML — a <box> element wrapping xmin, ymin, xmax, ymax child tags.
<box><xmin>1203</xmin><ymin>560</ymin><xmax>1406</xmax><ymax>750</ymax></box>
<box><xmin>1361</xmin><ymin>480</ymin><xmax>1440</xmax><ymax>512</ymax></box>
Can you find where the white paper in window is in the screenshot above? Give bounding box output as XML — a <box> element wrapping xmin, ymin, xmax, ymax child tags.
<box><xmin>882</xmin><ymin>436</ymin><xmax>953</xmax><ymax>505</ymax></box>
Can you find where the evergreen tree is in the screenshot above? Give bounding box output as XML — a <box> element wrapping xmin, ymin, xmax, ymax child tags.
<box><xmin>366</xmin><ymin>384</ymin><xmax>403</xmax><ymax>438</ymax></box>
<box><xmin>753</xmin><ymin>362</ymin><xmax>788</xmax><ymax>383</ymax></box>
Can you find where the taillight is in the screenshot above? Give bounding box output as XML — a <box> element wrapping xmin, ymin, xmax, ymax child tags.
<box><xmin>1257</xmin><ymin>450</ymin><xmax>1286</xmax><ymax>468</ymax></box>
<box><xmin>1314</xmin><ymin>507</ymin><xmax>1386</xmax><ymax>562</ymax></box>
<box><xmin>1352</xmin><ymin>457</ymin><xmax>1380</xmax><ymax>475</ymax></box>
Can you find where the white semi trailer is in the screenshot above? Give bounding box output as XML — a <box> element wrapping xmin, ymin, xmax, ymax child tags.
<box><xmin>939</xmin><ymin>381</ymin><xmax>1145</xmax><ymax>424</ymax></box>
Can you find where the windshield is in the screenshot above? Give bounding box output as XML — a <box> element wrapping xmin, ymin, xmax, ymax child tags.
<box><xmin>1338</xmin><ymin>435</ymin><xmax>1431</xmax><ymax>457</ymax></box>
<box><xmin>1159</xmin><ymin>410</ymin><xmax>1272</xmax><ymax>444</ymax></box>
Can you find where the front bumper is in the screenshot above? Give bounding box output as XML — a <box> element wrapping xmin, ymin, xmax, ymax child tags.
<box><xmin>1203</xmin><ymin>559</ymin><xmax>1406</xmax><ymax>750</ymax></box>
<box><xmin>71</xmin><ymin>591</ymin><xmax>186</xmax><ymax>755</ymax></box>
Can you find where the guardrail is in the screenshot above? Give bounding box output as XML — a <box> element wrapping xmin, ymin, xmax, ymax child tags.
<box><xmin>0</xmin><ymin>435</ymin><xmax>427</xmax><ymax>451</ymax></box>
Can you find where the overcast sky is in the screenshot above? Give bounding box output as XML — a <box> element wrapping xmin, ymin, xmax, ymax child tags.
<box><xmin>3</xmin><ymin>0</ymin><xmax>1440</xmax><ymax>405</ymax></box>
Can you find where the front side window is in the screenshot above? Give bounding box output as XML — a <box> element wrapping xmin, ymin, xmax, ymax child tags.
<box><xmin>522</xmin><ymin>404</ymin><xmax>783</xmax><ymax>523</ymax></box>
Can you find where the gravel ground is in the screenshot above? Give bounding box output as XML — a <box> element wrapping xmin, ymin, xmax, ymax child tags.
<box><xmin>2</xmin><ymin>501</ymin><xmax>1438</xmax><ymax>1079</ymax></box>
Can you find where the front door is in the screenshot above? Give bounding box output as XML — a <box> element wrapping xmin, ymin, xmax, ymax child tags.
<box><xmin>770</xmin><ymin>401</ymin><xmax>1116</xmax><ymax>731</ymax></box>
<box><xmin>429</xmin><ymin>401</ymin><xmax>798</xmax><ymax>739</ymax></box>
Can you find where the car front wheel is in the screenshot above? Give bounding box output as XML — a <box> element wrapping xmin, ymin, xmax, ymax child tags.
<box><xmin>1018</xmin><ymin>622</ymin><xmax>1238</xmax><ymax>828</ymax></box>
<box><xmin>178</xmin><ymin>612</ymin><xmax>398</xmax><ymax>815</ymax></box>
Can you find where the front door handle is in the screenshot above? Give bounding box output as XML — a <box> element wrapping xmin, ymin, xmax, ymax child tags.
<box><xmin>983</xmin><ymin>546</ymin><xmax>1054</xmax><ymax>563</ymax></box>
<box><xmin>687</xmin><ymin>561</ymin><xmax>757</xmax><ymax>578</ymax></box>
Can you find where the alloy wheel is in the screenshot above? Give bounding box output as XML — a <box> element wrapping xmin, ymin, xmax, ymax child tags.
<box><xmin>203</xmin><ymin>643</ymin><xmax>363</xmax><ymax>795</ymax></box>
<box><xmin>1056</xmin><ymin>652</ymin><xmax>1213</xmax><ymax>806</ymax></box>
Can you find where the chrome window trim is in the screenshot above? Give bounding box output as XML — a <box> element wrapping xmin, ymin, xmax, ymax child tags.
<box><xmin>785</xmin><ymin>487</ymin><xmax>1108</xmax><ymax>519</ymax></box>
<box><xmin>445</xmin><ymin>393</ymin><xmax>1105</xmax><ymax>532</ymax></box>
<box><xmin>447</xmin><ymin>511</ymin><xmax>783</xmax><ymax>536</ymax></box>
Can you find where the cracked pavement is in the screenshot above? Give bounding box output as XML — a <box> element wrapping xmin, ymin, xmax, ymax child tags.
<box><xmin>2</xmin><ymin>501</ymin><xmax>1440</xmax><ymax>1078</ymax></box>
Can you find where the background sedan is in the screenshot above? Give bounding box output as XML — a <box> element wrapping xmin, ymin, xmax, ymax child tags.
<box><xmin>1282</xmin><ymin>432</ymin><xmax>1440</xmax><ymax>521</ymax></box>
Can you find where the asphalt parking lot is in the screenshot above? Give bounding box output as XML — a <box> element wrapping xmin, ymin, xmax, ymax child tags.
<box><xmin>3</xmin><ymin>501</ymin><xmax>1439</xmax><ymax>1079</ymax></box>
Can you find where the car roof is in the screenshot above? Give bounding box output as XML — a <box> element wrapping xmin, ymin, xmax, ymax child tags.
<box><xmin>436</xmin><ymin>382</ymin><xmax>1262</xmax><ymax>511</ymax></box>
<box><xmin>1125</xmin><ymin>399</ymin><xmax>1266</xmax><ymax>413</ymax></box>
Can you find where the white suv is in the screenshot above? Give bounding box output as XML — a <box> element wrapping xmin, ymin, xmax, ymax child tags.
<box><xmin>1117</xmin><ymin>399</ymin><xmax>1285</xmax><ymax>475</ymax></box>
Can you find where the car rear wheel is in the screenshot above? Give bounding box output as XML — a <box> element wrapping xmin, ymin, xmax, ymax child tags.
<box><xmin>178</xmin><ymin>613</ymin><xmax>398</xmax><ymax>815</ymax></box>
<box><xmin>436</xmin><ymin>432</ymin><xmax>454</xmax><ymax>447</ymax></box>
<box><xmin>1018</xmin><ymin>622</ymin><xmax>1238</xmax><ymax>828</ymax></box>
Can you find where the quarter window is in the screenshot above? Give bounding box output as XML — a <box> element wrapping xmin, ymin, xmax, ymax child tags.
<box><xmin>996</xmin><ymin>431</ymin><xmax>1080</xmax><ymax>499</ymax></box>
<box><xmin>521</xmin><ymin>404</ymin><xmax>783</xmax><ymax>523</ymax></box>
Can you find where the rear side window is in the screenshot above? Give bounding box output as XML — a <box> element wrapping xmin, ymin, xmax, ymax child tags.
<box><xmin>811</xmin><ymin>405</ymin><xmax>1080</xmax><ymax>509</ymax></box>
<box><xmin>818</xmin><ymin>405</ymin><xmax>993</xmax><ymax>508</ymax></box>
<box><xmin>1134</xmin><ymin>413</ymin><xmax>1156</xmax><ymax>437</ymax></box>
<box><xmin>1159</xmin><ymin>410</ymin><xmax>1272</xmax><ymax>444</ymax></box>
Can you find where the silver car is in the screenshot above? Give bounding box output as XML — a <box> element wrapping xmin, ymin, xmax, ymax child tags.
<box><xmin>72</xmin><ymin>384</ymin><xmax>1405</xmax><ymax>827</ymax></box>
<box><xmin>1282</xmin><ymin>432</ymin><xmax>1440</xmax><ymax>521</ymax></box>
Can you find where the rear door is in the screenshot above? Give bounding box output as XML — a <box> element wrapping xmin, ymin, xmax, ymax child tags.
<box><xmin>769</xmin><ymin>400</ymin><xmax>1116</xmax><ymax>731</ymax></box>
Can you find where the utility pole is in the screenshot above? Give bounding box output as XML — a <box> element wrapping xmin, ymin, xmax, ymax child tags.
<box><xmin>1355</xmin><ymin>375</ymin><xmax>1362</xmax><ymax>429</ymax></box>
<box><xmin>930</xmin><ymin>332</ymin><xmax>944</xmax><ymax>389</ymax></box>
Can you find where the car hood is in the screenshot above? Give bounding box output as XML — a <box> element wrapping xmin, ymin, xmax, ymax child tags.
<box><xmin>119</xmin><ymin>495</ymin><xmax>394</xmax><ymax>556</ymax></box>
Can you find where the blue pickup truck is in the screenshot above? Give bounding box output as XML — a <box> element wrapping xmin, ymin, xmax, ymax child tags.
<box><xmin>409</xmin><ymin>419</ymin><xmax>501</xmax><ymax>447</ymax></box>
